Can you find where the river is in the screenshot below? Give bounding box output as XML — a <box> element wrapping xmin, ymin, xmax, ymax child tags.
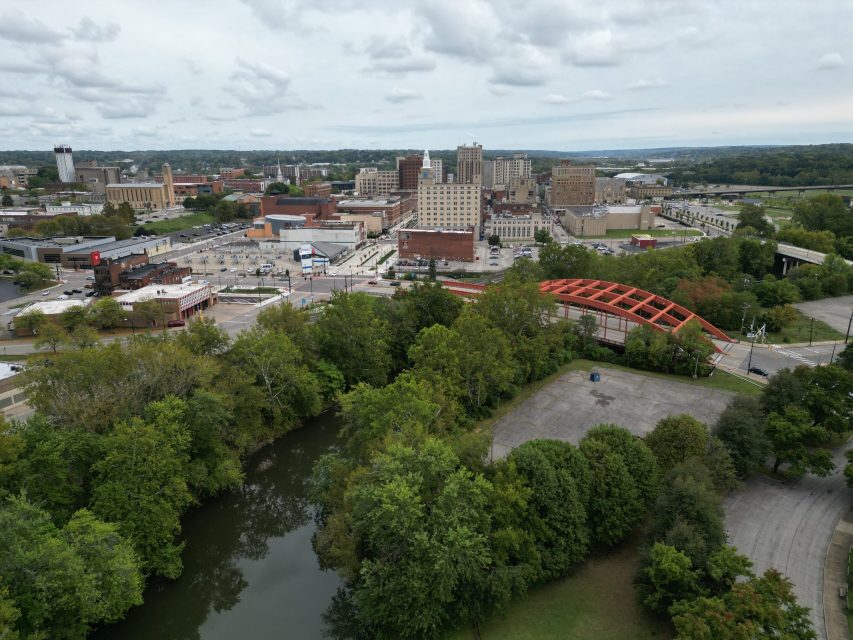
<box><xmin>95</xmin><ymin>412</ymin><xmax>343</xmax><ymax>640</ymax></box>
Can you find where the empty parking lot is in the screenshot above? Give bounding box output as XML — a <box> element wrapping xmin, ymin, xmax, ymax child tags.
<box><xmin>490</xmin><ymin>367</ymin><xmax>736</xmax><ymax>458</ymax></box>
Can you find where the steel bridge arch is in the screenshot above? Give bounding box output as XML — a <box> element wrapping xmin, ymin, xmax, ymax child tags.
<box><xmin>538</xmin><ymin>278</ymin><xmax>733</xmax><ymax>343</ymax></box>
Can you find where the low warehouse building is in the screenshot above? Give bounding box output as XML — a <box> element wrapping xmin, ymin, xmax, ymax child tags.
<box><xmin>11</xmin><ymin>299</ymin><xmax>92</xmax><ymax>336</ymax></box>
<box><xmin>114</xmin><ymin>282</ymin><xmax>217</xmax><ymax>328</ymax></box>
<box><xmin>398</xmin><ymin>228</ymin><xmax>475</xmax><ymax>262</ymax></box>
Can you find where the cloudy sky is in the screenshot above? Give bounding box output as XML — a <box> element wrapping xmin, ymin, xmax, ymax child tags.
<box><xmin>1</xmin><ymin>0</ymin><xmax>851</xmax><ymax>151</ymax></box>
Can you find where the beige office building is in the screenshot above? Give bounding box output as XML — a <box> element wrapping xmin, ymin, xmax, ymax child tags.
<box><xmin>494</xmin><ymin>153</ymin><xmax>531</xmax><ymax>185</ymax></box>
<box><xmin>418</xmin><ymin>181</ymin><xmax>481</xmax><ymax>230</ymax></box>
<box><xmin>354</xmin><ymin>168</ymin><xmax>399</xmax><ymax>196</ymax></box>
<box><xmin>106</xmin><ymin>163</ymin><xmax>175</xmax><ymax>211</ymax></box>
<box><xmin>456</xmin><ymin>143</ymin><xmax>483</xmax><ymax>185</ymax></box>
<box><xmin>507</xmin><ymin>177</ymin><xmax>537</xmax><ymax>204</ymax></box>
<box><xmin>550</xmin><ymin>161</ymin><xmax>595</xmax><ymax>206</ymax></box>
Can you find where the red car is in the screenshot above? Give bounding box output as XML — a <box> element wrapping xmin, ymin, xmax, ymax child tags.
<box><xmin>166</xmin><ymin>319</ymin><xmax>186</xmax><ymax>328</ymax></box>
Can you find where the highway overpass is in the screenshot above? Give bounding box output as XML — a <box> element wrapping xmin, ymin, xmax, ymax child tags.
<box><xmin>667</xmin><ymin>184</ymin><xmax>853</xmax><ymax>199</ymax></box>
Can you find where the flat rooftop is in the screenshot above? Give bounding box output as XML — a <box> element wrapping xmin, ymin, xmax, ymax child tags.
<box><xmin>337</xmin><ymin>198</ymin><xmax>398</xmax><ymax>207</ymax></box>
<box><xmin>106</xmin><ymin>183</ymin><xmax>164</xmax><ymax>188</ymax></box>
<box><xmin>0</xmin><ymin>236</ymin><xmax>113</xmax><ymax>248</ymax></box>
<box><xmin>15</xmin><ymin>299</ymin><xmax>90</xmax><ymax>317</ymax></box>
<box><xmin>64</xmin><ymin>237</ymin><xmax>164</xmax><ymax>254</ymax></box>
<box><xmin>114</xmin><ymin>282</ymin><xmax>210</xmax><ymax>303</ymax></box>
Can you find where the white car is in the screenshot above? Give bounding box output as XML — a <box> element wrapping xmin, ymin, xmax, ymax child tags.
<box><xmin>41</xmin><ymin>291</ymin><xmax>50</xmax><ymax>296</ymax></box>
<box><xmin>230</xmin><ymin>268</ymin><xmax>237</xmax><ymax>272</ymax></box>
<box><xmin>85</xmin><ymin>275</ymin><xmax>95</xmax><ymax>280</ymax></box>
<box><xmin>56</xmin><ymin>295</ymin><xmax>68</xmax><ymax>300</ymax></box>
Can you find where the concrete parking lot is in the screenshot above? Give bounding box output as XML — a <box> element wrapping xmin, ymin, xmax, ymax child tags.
<box><xmin>725</xmin><ymin>446</ymin><xmax>852</xmax><ymax>640</ymax></box>
<box><xmin>490</xmin><ymin>367</ymin><xmax>735</xmax><ymax>458</ymax></box>
<box><xmin>796</xmin><ymin>295</ymin><xmax>853</xmax><ymax>336</ymax></box>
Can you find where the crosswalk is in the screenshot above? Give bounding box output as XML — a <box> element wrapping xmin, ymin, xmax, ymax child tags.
<box><xmin>771</xmin><ymin>346</ymin><xmax>816</xmax><ymax>367</ymax></box>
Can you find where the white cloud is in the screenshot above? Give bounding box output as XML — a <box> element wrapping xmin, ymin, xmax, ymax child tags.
<box><xmin>816</xmin><ymin>52</ymin><xmax>846</xmax><ymax>69</ymax></box>
<box><xmin>249</xmin><ymin>128</ymin><xmax>271</xmax><ymax>137</ymax></box>
<box><xmin>229</xmin><ymin>58</ymin><xmax>300</xmax><ymax>115</ymax></box>
<box><xmin>627</xmin><ymin>78</ymin><xmax>669</xmax><ymax>90</ymax></box>
<box><xmin>363</xmin><ymin>36</ymin><xmax>436</xmax><ymax>73</ymax></box>
<box><xmin>385</xmin><ymin>86</ymin><xmax>422</xmax><ymax>103</ymax></box>
<box><xmin>0</xmin><ymin>9</ymin><xmax>64</xmax><ymax>43</ymax></box>
<box><xmin>581</xmin><ymin>89</ymin><xmax>612</xmax><ymax>100</ymax></box>
<box><xmin>543</xmin><ymin>93</ymin><xmax>574</xmax><ymax>105</ymax></box>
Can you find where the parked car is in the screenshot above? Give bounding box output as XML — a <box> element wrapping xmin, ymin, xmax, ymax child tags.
<box><xmin>63</xmin><ymin>290</ymin><xmax>73</xmax><ymax>295</ymax></box>
<box><xmin>85</xmin><ymin>291</ymin><xmax>97</xmax><ymax>297</ymax></box>
<box><xmin>166</xmin><ymin>319</ymin><xmax>186</xmax><ymax>328</ymax></box>
<box><xmin>71</xmin><ymin>289</ymin><xmax>82</xmax><ymax>294</ymax></box>
<box><xmin>41</xmin><ymin>291</ymin><xmax>50</xmax><ymax>296</ymax></box>
<box><xmin>390</xmin><ymin>281</ymin><xmax>402</xmax><ymax>287</ymax></box>
<box><xmin>748</xmin><ymin>366</ymin><xmax>769</xmax><ymax>377</ymax></box>
<box><xmin>56</xmin><ymin>295</ymin><xmax>68</xmax><ymax>300</ymax></box>
<box><xmin>85</xmin><ymin>275</ymin><xmax>95</xmax><ymax>281</ymax></box>
<box><xmin>368</xmin><ymin>280</ymin><xmax>378</xmax><ymax>285</ymax></box>
<box><xmin>220</xmin><ymin>267</ymin><xmax>227</xmax><ymax>272</ymax></box>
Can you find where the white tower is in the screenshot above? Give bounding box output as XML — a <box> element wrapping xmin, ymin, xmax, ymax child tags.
<box><xmin>276</xmin><ymin>159</ymin><xmax>284</xmax><ymax>183</ymax></box>
<box><xmin>54</xmin><ymin>144</ymin><xmax>75</xmax><ymax>183</ymax></box>
<box><xmin>422</xmin><ymin>149</ymin><xmax>431</xmax><ymax>169</ymax></box>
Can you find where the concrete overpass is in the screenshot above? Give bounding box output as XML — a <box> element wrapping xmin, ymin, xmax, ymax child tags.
<box><xmin>776</xmin><ymin>243</ymin><xmax>853</xmax><ymax>271</ymax></box>
<box><xmin>667</xmin><ymin>184</ymin><xmax>853</xmax><ymax>199</ymax></box>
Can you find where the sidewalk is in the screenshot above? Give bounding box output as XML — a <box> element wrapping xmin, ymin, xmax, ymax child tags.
<box><xmin>824</xmin><ymin>508</ymin><xmax>853</xmax><ymax>640</ymax></box>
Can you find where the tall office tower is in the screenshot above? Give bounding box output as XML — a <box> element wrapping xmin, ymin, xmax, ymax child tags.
<box><xmin>456</xmin><ymin>143</ymin><xmax>483</xmax><ymax>185</ymax></box>
<box><xmin>550</xmin><ymin>160</ymin><xmax>595</xmax><ymax>206</ymax></box>
<box><xmin>54</xmin><ymin>144</ymin><xmax>75</xmax><ymax>183</ymax></box>
<box><xmin>161</xmin><ymin>162</ymin><xmax>175</xmax><ymax>207</ymax></box>
<box><xmin>494</xmin><ymin>153</ymin><xmax>532</xmax><ymax>185</ymax></box>
<box><xmin>481</xmin><ymin>160</ymin><xmax>495</xmax><ymax>189</ymax></box>
<box><xmin>432</xmin><ymin>158</ymin><xmax>444</xmax><ymax>183</ymax></box>
<box><xmin>397</xmin><ymin>154</ymin><xmax>423</xmax><ymax>190</ymax></box>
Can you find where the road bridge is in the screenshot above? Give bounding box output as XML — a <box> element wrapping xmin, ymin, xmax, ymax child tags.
<box><xmin>667</xmin><ymin>184</ymin><xmax>853</xmax><ymax>199</ymax></box>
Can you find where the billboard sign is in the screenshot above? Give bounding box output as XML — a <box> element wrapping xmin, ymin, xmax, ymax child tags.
<box><xmin>90</xmin><ymin>251</ymin><xmax>101</xmax><ymax>266</ymax></box>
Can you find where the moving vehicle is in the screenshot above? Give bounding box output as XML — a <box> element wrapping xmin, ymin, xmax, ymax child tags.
<box><xmin>390</xmin><ymin>281</ymin><xmax>402</xmax><ymax>287</ymax></box>
<box><xmin>166</xmin><ymin>319</ymin><xmax>186</xmax><ymax>328</ymax></box>
<box><xmin>748</xmin><ymin>366</ymin><xmax>769</xmax><ymax>377</ymax></box>
<box><xmin>41</xmin><ymin>291</ymin><xmax>49</xmax><ymax>296</ymax></box>
<box><xmin>368</xmin><ymin>280</ymin><xmax>378</xmax><ymax>285</ymax></box>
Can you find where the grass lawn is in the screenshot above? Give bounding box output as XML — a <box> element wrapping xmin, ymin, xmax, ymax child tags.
<box><xmin>592</xmin><ymin>228</ymin><xmax>702</xmax><ymax>239</ymax></box>
<box><xmin>764</xmin><ymin>310</ymin><xmax>843</xmax><ymax>344</ymax></box>
<box><xmin>446</xmin><ymin>537</ymin><xmax>672</xmax><ymax>640</ymax></box>
<box><xmin>144</xmin><ymin>211</ymin><xmax>216</xmax><ymax>234</ymax></box>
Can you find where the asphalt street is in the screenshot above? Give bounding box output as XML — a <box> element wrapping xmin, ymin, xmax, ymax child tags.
<box><xmin>725</xmin><ymin>445</ymin><xmax>852</xmax><ymax>640</ymax></box>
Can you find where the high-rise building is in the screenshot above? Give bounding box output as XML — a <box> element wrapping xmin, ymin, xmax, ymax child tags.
<box><xmin>418</xmin><ymin>150</ymin><xmax>481</xmax><ymax>231</ymax></box>
<box><xmin>550</xmin><ymin>160</ymin><xmax>595</xmax><ymax>206</ymax></box>
<box><xmin>397</xmin><ymin>154</ymin><xmax>423</xmax><ymax>190</ymax></box>
<box><xmin>494</xmin><ymin>153</ymin><xmax>531</xmax><ymax>186</ymax></box>
<box><xmin>432</xmin><ymin>158</ymin><xmax>444</xmax><ymax>183</ymax></box>
<box><xmin>54</xmin><ymin>144</ymin><xmax>75</xmax><ymax>183</ymax></box>
<box><xmin>482</xmin><ymin>160</ymin><xmax>496</xmax><ymax>189</ymax></box>
<box><xmin>161</xmin><ymin>163</ymin><xmax>176</xmax><ymax>207</ymax></box>
<box><xmin>456</xmin><ymin>143</ymin><xmax>482</xmax><ymax>185</ymax></box>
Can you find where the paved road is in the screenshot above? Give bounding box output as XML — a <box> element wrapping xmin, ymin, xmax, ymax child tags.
<box><xmin>724</xmin><ymin>446</ymin><xmax>852</xmax><ymax>640</ymax></box>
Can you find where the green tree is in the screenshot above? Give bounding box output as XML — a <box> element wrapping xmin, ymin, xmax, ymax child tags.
<box><xmin>736</xmin><ymin>204</ymin><xmax>774</xmax><ymax>237</ymax></box>
<box><xmin>90</xmin><ymin>402</ymin><xmax>194</xmax><ymax>578</ymax></box>
<box><xmin>14</xmin><ymin>308</ymin><xmax>46</xmax><ymax>335</ymax></box>
<box><xmin>33</xmin><ymin>321</ymin><xmax>67</xmax><ymax>353</ymax></box>
<box><xmin>583</xmin><ymin>424</ymin><xmax>659</xmax><ymax>507</ymax></box>
<box><xmin>506</xmin><ymin>440</ymin><xmax>590</xmax><ymax>581</ymax></box>
<box><xmin>487</xmin><ymin>234</ymin><xmax>501</xmax><ymax>247</ymax></box>
<box><xmin>534</xmin><ymin>228</ymin><xmax>552</xmax><ymax>244</ymax></box>
<box><xmin>313</xmin><ymin>292</ymin><xmax>392</xmax><ymax>388</ymax></box>
<box><xmin>133</xmin><ymin>298</ymin><xmax>166</xmax><ymax>331</ymax></box>
<box><xmin>59</xmin><ymin>304</ymin><xmax>89</xmax><ymax>332</ymax></box>
<box><xmin>646</xmin><ymin>415</ymin><xmax>709</xmax><ymax>474</ymax></box>
<box><xmin>765</xmin><ymin>405</ymin><xmax>833</xmax><ymax>477</ymax></box>
<box><xmin>713</xmin><ymin>396</ymin><xmax>768</xmax><ymax>478</ymax></box>
<box><xmin>671</xmin><ymin>569</ymin><xmax>816</xmax><ymax>640</ymax></box>
<box><xmin>228</xmin><ymin>327</ymin><xmax>322</xmax><ymax>431</ymax></box>
<box><xmin>792</xmin><ymin>194</ymin><xmax>853</xmax><ymax>238</ymax></box>
<box><xmin>59</xmin><ymin>509</ymin><xmax>144</xmax><ymax>624</ymax></box>
<box><xmin>427</xmin><ymin>257</ymin><xmax>437</xmax><ymax>281</ymax></box>
<box><xmin>69</xmin><ymin>325</ymin><xmax>100</xmax><ymax>349</ymax></box>
<box><xmin>347</xmin><ymin>438</ymin><xmax>495</xmax><ymax>639</ymax></box>
<box><xmin>1</xmin><ymin>193</ymin><xmax>13</xmax><ymax>207</ymax></box>
<box><xmin>838</xmin><ymin>344</ymin><xmax>853</xmax><ymax>371</ymax></box>
<box><xmin>639</xmin><ymin>543</ymin><xmax>699</xmax><ymax>614</ymax></box>
<box><xmin>88</xmin><ymin>296</ymin><xmax>124</xmax><ymax>331</ymax></box>
<box><xmin>18</xmin><ymin>262</ymin><xmax>53</xmax><ymax>288</ymax></box>
<box><xmin>579</xmin><ymin>438</ymin><xmax>643</xmax><ymax>546</ymax></box>
<box><xmin>176</xmin><ymin>316</ymin><xmax>230</xmax><ymax>356</ymax></box>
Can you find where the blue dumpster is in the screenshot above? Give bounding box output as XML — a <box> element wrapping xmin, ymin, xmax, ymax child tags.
<box><xmin>590</xmin><ymin>372</ymin><xmax>601</xmax><ymax>382</ymax></box>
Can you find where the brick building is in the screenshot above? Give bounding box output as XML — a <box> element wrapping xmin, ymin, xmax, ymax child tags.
<box><xmin>93</xmin><ymin>254</ymin><xmax>150</xmax><ymax>296</ymax></box>
<box><xmin>397</xmin><ymin>154</ymin><xmax>423</xmax><ymax>190</ymax></box>
<box><xmin>398</xmin><ymin>228</ymin><xmax>475</xmax><ymax>262</ymax></box>
<box><xmin>303</xmin><ymin>182</ymin><xmax>333</xmax><ymax>198</ymax></box>
<box><xmin>550</xmin><ymin>161</ymin><xmax>595</xmax><ymax>206</ymax></box>
<box><xmin>260</xmin><ymin>196</ymin><xmax>337</xmax><ymax>224</ymax></box>
<box><xmin>118</xmin><ymin>261</ymin><xmax>191</xmax><ymax>290</ymax></box>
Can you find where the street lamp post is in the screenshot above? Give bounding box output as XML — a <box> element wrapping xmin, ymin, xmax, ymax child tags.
<box><xmin>746</xmin><ymin>335</ymin><xmax>756</xmax><ymax>373</ymax></box>
<box><xmin>845</xmin><ymin>308</ymin><xmax>853</xmax><ymax>344</ymax></box>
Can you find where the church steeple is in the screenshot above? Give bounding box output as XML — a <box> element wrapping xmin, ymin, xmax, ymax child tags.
<box><xmin>276</xmin><ymin>159</ymin><xmax>283</xmax><ymax>182</ymax></box>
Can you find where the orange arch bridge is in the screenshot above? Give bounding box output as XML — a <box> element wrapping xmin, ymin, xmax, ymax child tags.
<box><xmin>538</xmin><ymin>279</ymin><xmax>733</xmax><ymax>344</ymax></box>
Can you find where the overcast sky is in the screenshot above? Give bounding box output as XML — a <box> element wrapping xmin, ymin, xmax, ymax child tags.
<box><xmin>1</xmin><ymin>0</ymin><xmax>851</xmax><ymax>152</ymax></box>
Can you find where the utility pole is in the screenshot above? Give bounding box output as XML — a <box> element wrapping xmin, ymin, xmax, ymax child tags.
<box><xmin>747</xmin><ymin>335</ymin><xmax>756</xmax><ymax>373</ymax></box>
<box><xmin>845</xmin><ymin>308</ymin><xmax>853</xmax><ymax>344</ymax></box>
<box><xmin>809</xmin><ymin>317</ymin><xmax>814</xmax><ymax>346</ymax></box>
